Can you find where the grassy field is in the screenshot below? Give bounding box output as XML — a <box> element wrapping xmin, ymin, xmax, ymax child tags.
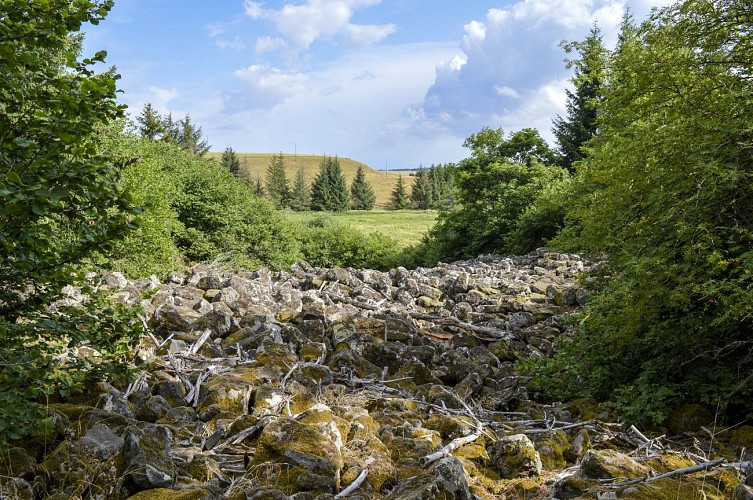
<box><xmin>284</xmin><ymin>210</ymin><xmax>438</xmax><ymax>248</ymax></box>
<box><xmin>207</xmin><ymin>152</ymin><xmax>411</xmax><ymax>209</ymax></box>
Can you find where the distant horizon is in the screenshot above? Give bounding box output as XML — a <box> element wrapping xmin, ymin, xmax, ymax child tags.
<box><xmin>87</xmin><ymin>0</ymin><xmax>670</xmax><ymax>168</ymax></box>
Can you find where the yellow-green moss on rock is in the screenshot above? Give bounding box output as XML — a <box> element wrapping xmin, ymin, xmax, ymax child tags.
<box><xmin>127</xmin><ymin>488</ymin><xmax>211</xmax><ymax>500</ymax></box>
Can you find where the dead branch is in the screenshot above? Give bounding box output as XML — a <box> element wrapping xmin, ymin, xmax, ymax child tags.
<box><xmin>335</xmin><ymin>468</ymin><xmax>369</xmax><ymax>498</ymax></box>
<box><xmin>613</xmin><ymin>457</ymin><xmax>726</xmax><ymax>488</ymax></box>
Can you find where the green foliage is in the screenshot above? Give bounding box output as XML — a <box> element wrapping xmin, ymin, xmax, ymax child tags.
<box><xmin>222</xmin><ymin>146</ymin><xmax>241</xmax><ymax>176</ymax></box>
<box><xmin>552</xmin><ymin>24</ymin><xmax>607</xmax><ymax>172</ymax></box>
<box><xmin>414</xmin><ymin>128</ymin><xmax>569</xmax><ymax>264</ymax></box>
<box><xmin>295</xmin><ymin>216</ymin><xmax>401</xmax><ymax>270</ymax></box>
<box><xmin>0</xmin><ymin>0</ymin><xmax>141</xmax><ymax>442</ymax></box>
<box><xmin>529</xmin><ymin>0</ymin><xmax>753</xmax><ymax>424</ymax></box>
<box><xmin>136</xmin><ymin>102</ymin><xmax>165</xmax><ymax>141</ymax></box>
<box><xmin>265</xmin><ymin>152</ymin><xmax>291</xmax><ymax>209</ymax></box>
<box><xmin>290</xmin><ymin>167</ymin><xmax>311</xmax><ymax>211</ymax></box>
<box><xmin>350</xmin><ymin>165</ymin><xmax>376</xmax><ymax>211</ymax></box>
<box><xmin>389</xmin><ymin>175</ymin><xmax>411</xmax><ymax>210</ymax></box>
<box><xmin>410</xmin><ymin>168</ymin><xmax>433</xmax><ymax>210</ymax></box>
<box><xmin>310</xmin><ymin>156</ymin><xmax>350</xmax><ymax>212</ymax></box>
<box><xmin>428</xmin><ymin>164</ymin><xmax>456</xmax><ymax>209</ymax></box>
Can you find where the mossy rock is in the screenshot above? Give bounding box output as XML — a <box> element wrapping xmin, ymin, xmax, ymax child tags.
<box><xmin>731</xmin><ymin>425</ymin><xmax>753</xmax><ymax>448</ymax></box>
<box><xmin>565</xmin><ymin>398</ymin><xmax>600</xmax><ymax>421</ymax></box>
<box><xmin>667</xmin><ymin>404</ymin><xmax>714</xmax><ymax>435</ymax></box>
<box><xmin>127</xmin><ymin>488</ymin><xmax>212</xmax><ymax>500</ymax></box>
<box><xmin>297</xmin><ymin>404</ymin><xmax>350</xmax><ymax>444</ymax></box>
<box><xmin>252</xmin><ymin>416</ymin><xmax>343</xmax><ymax>471</ymax></box>
<box><xmin>534</xmin><ymin>430</ymin><xmax>569</xmax><ymax>470</ymax></box>
<box><xmin>579</xmin><ymin>449</ymin><xmax>649</xmax><ymax>480</ymax></box>
<box><xmin>487</xmin><ymin>434</ymin><xmax>542</xmax><ymax>479</ymax></box>
<box><xmin>0</xmin><ymin>446</ymin><xmax>36</xmax><ymax>476</ymax></box>
<box><xmin>341</xmin><ymin>437</ymin><xmax>396</xmax><ymax>493</ymax></box>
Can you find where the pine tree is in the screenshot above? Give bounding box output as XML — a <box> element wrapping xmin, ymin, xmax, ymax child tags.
<box><xmin>221</xmin><ymin>146</ymin><xmax>241</xmax><ymax>176</ymax></box>
<box><xmin>290</xmin><ymin>167</ymin><xmax>310</xmax><ymax>211</ymax></box>
<box><xmin>136</xmin><ymin>103</ymin><xmax>165</xmax><ymax>140</ymax></box>
<box><xmin>350</xmin><ymin>165</ymin><xmax>376</xmax><ymax>210</ymax></box>
<box><xmin>410</xmin><ymin>167</ymin><xmax>433</xmax><ymax>209</ymax></box>
<box><xmin>311</xmin><ymin>156</ymin><xmax>350</xmax><ymax>212</ymax></box>
<box><xmin>390</xmin><ymin>175</ymin><xmax>411</xmax><ymax>210</ymax></box>
<box><xmin>552</xmin><ymin>24</ymin><xmax>607</xmax><ymax>172</ymax></box>
<box><xmin>254</xmin><ymin>175</ymin><xmax>265</xmax><ymax>197</ymax></box>
<box><xmin>429</xmin><ymin>164</ymin><xmax>455</xmax><ymax>209</ymax></box>
<box><xmin>265</xmin><ymin>152</ymin><xmax>290</xmax><ymax>209</ymax></box>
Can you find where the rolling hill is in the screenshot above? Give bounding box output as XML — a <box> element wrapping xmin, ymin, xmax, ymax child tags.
<box><xmin>207</xmin><ymin>152</ymin><xmax>409</xmax><ymax>208</ymax></box>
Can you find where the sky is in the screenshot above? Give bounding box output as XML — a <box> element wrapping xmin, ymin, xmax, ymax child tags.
<box><xmin>83</xmin><ymin>0</ymin><xmax>670</xmax><ymax>170</ymax></box>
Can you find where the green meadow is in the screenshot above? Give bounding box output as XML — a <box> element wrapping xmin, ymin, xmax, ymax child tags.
<box><xmin>284</xmin><ymin>210</ymin><xmax>438</xmax><ymax>248</ymax></box>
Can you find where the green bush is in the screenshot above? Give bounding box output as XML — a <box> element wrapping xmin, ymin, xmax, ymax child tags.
<box><xmin>295</xmin><ymin>216</ymin><xmax>401</xmax><ymax>270</ymax></box>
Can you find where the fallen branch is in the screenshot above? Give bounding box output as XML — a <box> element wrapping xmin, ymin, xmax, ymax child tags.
<box><xmin>420</xmin><ymin>388</ymin><xmax>483</xmax><ymax>468</ymax></box>
<box><xmin>613</xmin><ymin>458</ymin><xmax>726</xmax><ymax>488</ymax></box>
<box><xmin>408</xmin><ymin>311</ymin><xmax>513</xmax><ymax>341</ymax></box>
<box><xmin>335</xmin><ymin>468</ymin><xmax>369</xmax><ymax>498</ymax></box>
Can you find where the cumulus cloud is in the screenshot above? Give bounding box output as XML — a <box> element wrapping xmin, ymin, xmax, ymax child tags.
<box><xmin>411</xmin><ymin>0</ymin><xmax>641</xmax><ymax>142</ymax></box>
<box><xmin>148</xmin><ymin>86</ymin><xmax>179</xmax><ymax>112</ymax></box>
<box><xmin>243</xmin><ymin>0</ymin><xmax>395</xmax><ymax>54</ymax></box>
<box><xmin>224</xmin><ymin>64</ymin><xmax>309</xmax><ymax>111</ymax></box>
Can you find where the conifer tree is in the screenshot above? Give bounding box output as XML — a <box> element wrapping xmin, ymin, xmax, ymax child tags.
<box><xmin>390</xmin><ymin>175</ymin><xmax>411</xmax><ymax>210</ymax></box>
<box><xmin>265</xmin><ymin>152</ymin><xmax>290</xmax><ymax>209</ymax></box>
<box><xmin>221</xmin><ymin>146</ymin><xmax>241</xmax><ymax>176</ymax></box>
<box><xmin>177</xmin><ymin>114</ymin><xmax>210</xmax><ymax>156</ymax></box>
<box><xmin>552</xmin><ymin>24</ymin><xmax>607</xmax><ymax>172</ymax></box>
<box><xmin>290</xmin><ymin>167</ymin><xmax>310</xmax><ymax>211</ymax></box>
<box><xmin>410</xmin><ymin>167</ymin><xmax>433</xmax><ymax>209</ymax></box>
<box><xmin>350</xmin><ymin>165</ymin><xmax>376</xmax><ymax>210</ymax></box>
<box><xmin>136</xmin><ymin>103</ymin><xmax>165</xmax><ymax>140</ymax></box>
<box><xmin>311</xmin><ymin>156</ymin><xmax>350</xmax><ymax>211</ymax></box>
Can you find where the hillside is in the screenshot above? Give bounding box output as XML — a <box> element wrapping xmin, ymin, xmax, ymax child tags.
<box><xmin>207</xmin><ymin>152</ymin><xmax>410</xmax><ymax>208</ymax></box>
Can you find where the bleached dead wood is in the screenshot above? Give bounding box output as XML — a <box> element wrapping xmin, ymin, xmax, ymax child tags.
<box><xmin>420</xmin><ymin>388</ymin><xmax>484</xmax><ymax>468</ymax></box>
<box><xmin>335</xmin><ymin>468</ymin><xmax>369</xmax><ymax>498</ymax></box>
<box><xmin>612</xmin><ymin>457</ymin><xmax>726</xmax><ymax>488</ymax></box>
<box><xmin>187</xmin><ymin>328</ymin><xmax>212</xmax><ymax>355</ymax></box>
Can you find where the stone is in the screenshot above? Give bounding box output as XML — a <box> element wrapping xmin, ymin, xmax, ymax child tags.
<box><xmin>579</xmin><ymin>449</ymin><xmax>650</xmax><ymax>480</ymax></box>
<box><xmin>487</xmin><ymin>434</ymin><xmax>542</xmax><ymax>479</ymax></box>
<box><xmin>122</xmin><ymin>424</ymin><xmax>178</xmax><ymax>492</ymax></box>
<box><xmin>667</xmin><ymin>404</ymin><xmax>714</xmax><ymax>435</ymax></box>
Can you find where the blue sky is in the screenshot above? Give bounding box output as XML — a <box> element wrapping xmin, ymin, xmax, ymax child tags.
<box><xmin>84</xmin><ymin>0</ymin><xmax>669</xmax><ymax>169</ymax></box>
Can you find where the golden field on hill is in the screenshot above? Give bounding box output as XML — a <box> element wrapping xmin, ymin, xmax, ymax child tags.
<box><xmin>207</xmin><ymin>152</ymin><xmax>410</xmax><ymax>208</ymax></box>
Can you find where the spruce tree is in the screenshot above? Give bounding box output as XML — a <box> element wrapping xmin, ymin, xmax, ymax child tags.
<box><xmin>390</xmin><ymin>175</ymin><xmax>411</xmax><ymax>210</ymax></box>
<box><xmin>410</xmin><ymin>168</ymin><xmax>433</xmax><ymax>209</ymax></box>
<box><xmin>265</xmin><ymin>152</ymin><xmax>290</xmax><ymax>209</ymax></box>
<box><xmin>177</xmin><ymin>114</ymin><xmax>210</xmax><ymax>156</ymax></box>
<box><xmin>290</xmin><ymin>167</ymin><xmax>310</xmax><ymax>211</ymax></box>
<box><xmin>552</xmin><ymin>24</ymin><xmax>607</xmax><ymax>172</ymax></box>
<box><xmin>311</xmin><ymin>156</ymin><xmax>350</xmax><ymax>211</ymax></box>
<box><xmin>350</xmin><ymin>165</ymin><xmax>376</xmax><ymax>210</ymax></box>
<box><xmin>221</xmin><ymin>146</ymin><xmax>241</xmax><ymax>176</ymax></box>
<box><xmin>136</xmin><ymin>103</ymin><xmax>165</xmax><ymax>140</ymax></box>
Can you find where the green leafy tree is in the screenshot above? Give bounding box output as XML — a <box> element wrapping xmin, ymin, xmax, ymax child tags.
<box><xmin>290</xmin><ymin>167</ymin><xmax>310</xmax><ymax>211</ymax></box>
<box><xmin>416</xmin><ymin>128</ymin><xmax>569</xmax><ymax>263</ymax></box>
<box><xmin>350</xmin><ymin>165</ymin><xmax>376</xmax><ymax>210</ymax></box>
<box><xmin>552</xmin><ymin>24</ymin><xmax>608</xmax><ymax>172</ymax></box>
<box><xmin>530</xmin><ymin>0</ymin><xmax>753</xmax><ymax>424</ymax></box>
<box><xmin>389</xmin><ymin>175</ymin><xmax>411</xmax><ymax>210</ymax></box>
<box><xmin>311</xmin><ymin>156</ymin><xmax>350</xmax><ymax>212</ymax></box>
<box><xmin>265</xmin><ymin>152</ymin><xmax>290</xmax><ymax>209</ymax></box>
<box><xmin>429</xmin><ymin>163</ymin><xmax>456</xmax><ymax>209</ymax></box>
<box><xmin>221</xmin><ymin>146</ymin><xmax>241</xmax><ymax>176</ymax></box>
<box><xmin>136</xmin><ymin>102</ymin><xmax>165</xmax><ymax>140</ymax></box>
<box><xmin>410</xmin><ymin>167</ymin><xmax>433</xmax><ymax>209</ymax></box>
<box><xmin>0</xmin><ymin>0</ymin><xmax>141</xmax><ymax>441</ymax></box>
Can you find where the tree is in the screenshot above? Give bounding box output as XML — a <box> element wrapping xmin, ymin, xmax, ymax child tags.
<box><xmin>265</xmin><ymin>152</ymin><xmax>290</xmax><ymax>209</ymax></box>
<box><xmin>350</xmin><ymin>165</ymin><xmax>376</xmax><ymax>210</ymax></box>
<box><xmin>429</xmin><ymin>163</ymin><xmax>456</xmax><ymax>209</ymax></box>
<box><xmin>136</xmin><ymin>102</ymin><xmax>165</xmax><ymax>140</ymax></box>
<box><xmin>389</xmin><ymin>175</ymin><xmax>411</xmax><ymax>210</ymax></box>
<box><xmin>176</xmin><ymin>114</ymin><xmax>210</xmax><ymax>156</ymax></box>
<box><xmin>290</xmin><ymin>167</ymin><xmax>310</xmax><ymax>211</ymax></box>
<box><xmin>221</xmin><ymin>146</ymin><xmax>241</xmax><ymax>176</ymax></box>
<box><xmin>311</xmin><ymin>156</ymin><xmax>350</xmax><ymax>212</ymax></box>
<box><xmin>0</xmin><ymin>0</ymin><xmax>141</xmax><ymax>441</ymax></box>
<box><xmin>552</xmin><ymin>24</ymin><xmax>608</xmax><ymax>172</ymax></box>
<box><xmin>410</xmin><ymin>167</ymin><xmax>433</xmax><ymax>209</ymax></box>
<box><xmin>530</xmin><ymin>0</ymin><xmax>753</xmax><ymax>424</ymax></box>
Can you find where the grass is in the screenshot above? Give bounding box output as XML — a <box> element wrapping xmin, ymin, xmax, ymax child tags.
<box><xmin>207</xmin><ymin>152</ymin><xmax>413</xmax><ymax>209</ymax></box>
<box><xmin>284</xmin><ymin>210</ymin><xmax>438</xmax><ymax>248</ymax></box>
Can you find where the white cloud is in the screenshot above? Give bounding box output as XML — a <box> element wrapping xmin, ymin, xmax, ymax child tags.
<box><xmin>244</xmin><ymin>0</ymin><xmax>395</xmax><ymax>54</ymax></box>
<box><xmin>148</xmin><ymin>86</ymin><xmax>179</xmax><ymax>112</ymax></box>
<box><xmin>411</xmin><ymin>0</ymin><xmax>637</xmax><ymax>143</ymax></box>
<box><xmin>225</xmin><ymin>64</ymin><xmax>309</xmax><ymax>110</ymax></box>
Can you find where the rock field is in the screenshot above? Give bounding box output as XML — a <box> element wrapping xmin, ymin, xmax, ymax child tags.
<box><xmin>2</xmin><ymin>249</ymin><xmax>752</xmax><ymax>499</ymax></box>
